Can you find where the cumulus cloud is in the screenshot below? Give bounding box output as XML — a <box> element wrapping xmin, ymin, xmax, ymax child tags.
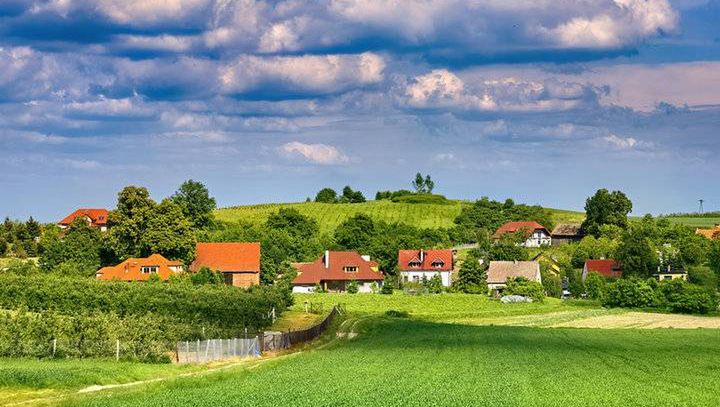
<box><xmin>220</xmin><ymin>53</ymin><xmax>385</xmax><ymax>96</ymax></box>
<box><xmin>600</xmin><ymin>134</ymin><xmax>653</xmax><ymax>150</ymax></box>
<box><xmin>280</xmin><ymin>141</ymin><xmax>349</xmax><ymax>165</ymax></box>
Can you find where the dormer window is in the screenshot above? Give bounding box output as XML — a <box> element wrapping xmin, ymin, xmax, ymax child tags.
<box><xmin>409</xmin><ymin>261</ymin><xmax>422</xmax><ymax>268</ymax></box>
<box><xmin>343</xmin><ymin>266</ymin><xmax>358</xmax><ymax>273</ymax></box>
<box><xmin>141</xmin><ymin>266</ymin><xmax>159</xmax><ymax>274</ymax></box>
<box><xmin>431</xmin><ymin>260</ymin><xmax>445</xmax><ymax>269</ymax></box>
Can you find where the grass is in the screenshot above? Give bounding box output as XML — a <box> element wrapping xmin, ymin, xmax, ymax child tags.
<box><xmin>664</xmin><ymin>216</ymin><xmax>720</xmax><ymax>228</ymax></box>
<box><xmin>56</xmin><ymin>318</ymin><xmax>720</xmax><ymax>407</ymax></box>
<box><xmin>215</xmin><ymin>201</ymin><xmax>584</xmax><ymax>234</ymax></box>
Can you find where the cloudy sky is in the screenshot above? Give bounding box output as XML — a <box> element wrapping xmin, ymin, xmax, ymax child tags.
<box><xmin>1</xmin><ymin>0</ymin><xmax>719</xmax><ymax>221</ymax></box>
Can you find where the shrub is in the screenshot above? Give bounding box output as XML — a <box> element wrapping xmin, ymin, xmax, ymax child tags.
<box><xmin>585</xmin><ymin>272</ymin><xmax>607</xmax><ymax>300</ymax></box>
<box><xmin>603</xmin><ymin>278</ymin><xmax>656</xmax><ymax>308</ymax></box>
<box><xmin>541</xmin><ymin>272</ymin><xmax>562</xmax><ymax>298</ymax></box>
<box><xmin>385</xmin><ymin>310</ymin><xmax>409</xmax><ymax>318</ymax></box>
<box><xmin>424</xmin><ymin>275</ymin><xmax>443</xmax><ymax>294</ymax></box>
<box><xmin>657</xmin><ymin>280</ymin><xmax>718</xmax><ymax>314</ymax></box>
<box><xmin>380</xmin><ymin>275</ymin><xmax>394</xmax><ymax>294</ymax></box>
<box><xmin>347</xmin><ymin>279</ymin><xmax>359</xmax><ymax>294</ymax></box>
<box><xmin>391</xmin><ymin>194</ymin><xmax>449</xmax><ymax>205</ymax></box>
<box><xmin>687</xmin><ymin>266</ymin><xmax>718</xmax><ymax>290</ymax></box>
<box><xmin>504</xmin><ymin>277</ymin><xmax>545</xmax><ymax>301</ymax></box>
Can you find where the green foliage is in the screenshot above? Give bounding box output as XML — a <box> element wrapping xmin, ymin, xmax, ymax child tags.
<box><xmin>189</xmin><ymin>266</ymin><xmax>224</xmax><ymax>285</ymax></box>
<box><xmin>584</xmin><ymin>272</ymin><xmax>607</xmax><ymax>300</ymax></box>
<box><xmin>581</xmin><ymin>189</ymin><xmax>633</xmax><ymax>236</ymax></box>
<box><xmin>0</xmin><ymin>237</ymin><xmax>6</xmax><ymax>256</ymax></box>
<box><xmin>140</xmin><ymin>199</ymin><xmax>196</xmax><ymax>264</ymax></box>
<box><xmin>709</xmin><ymin>240</ymin><xmax>720</xmax><ymax>275</ymax></box>
<box><xmin>40</xmin><ymin>218</ymin><xmax>103</xmax><ymax>274</ymax></box>
<box><xmin>656</xmin><ymin>280</ymin><xmax>718</xmax><ymax>314</ymax></box>
<box><xmin>314</xmin><ymin>188</ymin><xmax>338</xmax><ymax>203</ymax></box>
<box><xmin>454</xmin><ymin>252</ymin><xmax>487</xmax><ymax>294</ymax></box>
<box><xmin>171</xmin><ymin>179</ymin><xmax>217</xmax><ymax>229</ymax></box>
<box><xmin>687</xmin><ymin>266</ymin><xmax>718</xmax><ymax>290</ymax></box>
<box><xmin>570</xmin><ymin>236</ymin><xmax>618</xmax><ymax>268</ymax></box>
<box><xmin>454</xmin><ymin>197</ymin><xmax>554</xmax><ymax>243</ymax></box>
<box><xmin>567</xmin><ymin>268</ymin><xmax>585</xmax><ymax>298</ymax></box>
<box><xmin>334</xmin><ymin>214</ymin><xmax>375</xmax><ymax>251</ymax></box>
<box><xmin>504</xmin><ymin>277</ymin><xmax>545</xmax><ymax>301</ymax></box>
<box><xmin>616</xmin><ymin>227</ymin><xmax>658</xmax><ymax>279</ymax></box>
<box><xmin>425</xmin><ymin>274</ymin><xmax>443</xmax><ymax>294</ymax></box>
<box><xmin>603</xmin><ymin>278</ymin><xmax>656</xmax><ymax>308</ymax></box>
<box><xmin>266</xmin><ymin>208</ymin><xmax>320</xmax><ymax>240</ymax></box>
<box><xmin>541</xmin><ymin>270</ymin><xmax>562</xmax><ymax>298</ymax></box>
<box><xmin>340</xmin><ymin>186</ymin><xmax>366</xmax><ymax>203</ymax></box>
<box><xmin>347</xmin><ymin>279</ymin><xmax>359</xmax><ymax>294</ymax></box>
<box><xmin>2</xmin><ymin>259</ymin><xmax>39</xmax><ymax>275</ymax></box>
<box><xmin>410</xmin><ymin>172</ymin><xmax>435</xmax><ymax>194</ymax></box>
<box><xmin>489</xmin><ymin>237</ymin><xmax>528</xmax><ymax>261</ymax></box>
<box><xmin>390</xmin><ymin>193</ymin><xmax>449</xmax><ymax>204</ymax></box>
<box><xmin>107</xmin><ymin>186</ymin><xmax>157</xmax><ymax>260</ymax></box>
<box><xmin>380</xmin><ymin>275</ymin><xmax>394</xmax><ymax>294</ymax></box>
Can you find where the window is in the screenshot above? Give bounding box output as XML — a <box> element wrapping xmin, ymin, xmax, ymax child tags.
<box><xmin>409</xmin><ymin>261</ymin><xmax>422</xmax><ymax>268</ymax></box>
<box><xmin>343</xmin><ymin>266</ymin><xmax>358</xmax><ymax>273</ymax></box>
<box><xmin>663</xmin><ymin>275</ymin><xmax>672</xmax><ymax>280</ymax></box>
<box><xmin>431</xmin><ymin>260</ymin><xmax>444</xmax><ymax>269</ymax></box>
<box><xmin>141</xmin><ymin>266</ymin><xmax>158</xmax><ymax>274</ymax></box>
<box><xmin>224</xmin><ymin>273</ymin><xmax>234</xmax><ymax>285</ymax></box>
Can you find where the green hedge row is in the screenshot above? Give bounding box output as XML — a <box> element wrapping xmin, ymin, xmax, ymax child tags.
<box><xmin>603</xmin><ymin>279</ymin><xmax>719</xmax><ymax>314</ymax></box>
<box><xmin>0</xmin><ymin>274</ymin><xmax>287</xmax><ymax>332</ymax></box>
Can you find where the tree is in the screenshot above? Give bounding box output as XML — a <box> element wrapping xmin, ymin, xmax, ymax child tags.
<box><xmin>617</xmin><ymin>227</ymin><xmax>658</xmax><ymax>279</ymax></box>
<box><xmin>40</xmin><ymin>217</ymin><xmax>103</xmax><ymax>275</ymax></box>
<box><xmin>412</xmin><ymin>172</ymin><xmax>425</xmax><ymax>193</ymax></box>
<box><xmin>424</xmin><ymin>175</ymin><xmax>434</xmax><ymax>193</ymax></box>
<box><xmin>380</xmin><ymin>274</ymin><xmax>394</xmax><ymax>294</ymax></box>
<box><xmin>567</xmin><ymin>268</ymin><xmax>585</xmax><ymax>298</ymax></box>
<box><xmin>489</xmin><ymin>236</ymin><xmax>527</xmax><ymax>261</ymax></box>
<box><xmin>455</xmin><ymin>252</ymin><xmax>487</xmax><ymax>294</ymax></box>
<box><xmin>190</xmin><ymin>266</ymin><xmax>225</xmax><ymax>285</ymax></box>
<box><xmin>0</xmin><ymin>237</ymin><xmax>7</xmax><ymax>256</ymax></box>
<box><xmin>504</xmin><ymin>277</ymin><xmax>545</xmax><ymax>301</ymax></box>
<box><xmin>709</xmin><ymin>240</ymin><xmax>720</xmax><ymax>276</ymax></box>
<box><xmin>341</xmin><ymin>186</ymin><xmax>365</xmax><ymax>203</ymax></box>
<box><xmin>108</xmin><ymin>186</ymin><xmax>157</xmax><ymax>260</ymax></box>
<box><xmin>585</xmin><ymin>272</ymin><xmax>607</xmax><ymax>300</ymax></box>
<box><xmin>171</xmin><ymin>179</ymin><xmax>216</xmax><ymax>229</ymax></box>
<box><xmin>335</xmin><ymin>214</ymin><xmax>375</xmax><ymax>251</ymax></box>
<box><xmin>25</xmin><ymin>217</ymin><xmax>41</xmax><ymax>239</ymax></box>
<box><xmin>541</xmin><ymin>269</ymin><xmax>562</xmax><ymax>298</ymax></box>
<box><xmin>266</xmin><ymin>208</ymin><xmax>319</xmax><ymax>240</ymax></box>
<box><xmin>140</xmin><ymin>199</ymin><xmax>197</xmax><ymax>264</ymax></box>
<box><xmin>425</xmin><ymin>274</ymin><xmax>443</xmax><ymax>294</ymax></box>
<box><xmin>315</xmin><ymin>188</ymin><xmax>338</xmax><ymax>203</ymax></box>
<box><xmin>347</xmin><ymin>278</ymin><xmax>359</xmax><ymax>294</ymax></box>
<box><xmin>581</xmin><ymin>189</ymin><xmax>633</xmax><ymax>236</ymax></box>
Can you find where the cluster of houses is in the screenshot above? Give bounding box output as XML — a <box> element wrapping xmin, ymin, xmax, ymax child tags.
<box><xmin>60</xmin><ymin>208</ymin><xmax>695</xmax><ymax>293</ymax></box>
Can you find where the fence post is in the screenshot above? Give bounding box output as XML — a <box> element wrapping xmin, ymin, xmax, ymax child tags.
<box><xmin>115</xmin><ymin>339</ymin><xmax>120</xmax><ymax>361</ymax></box>
<box><xmin>52</xmin><ymin>338</ymin><xmax>57</xmax><ymax>357</ymax></box>
<box><xmin>205</xmin><ymin>339</ymin><xmax>210</xmax><ymax>359</ymax></box>
<box><xmin>196</xmin><ymin>339</ymin><xmax>200</xmax><ymax>363</ymax></box>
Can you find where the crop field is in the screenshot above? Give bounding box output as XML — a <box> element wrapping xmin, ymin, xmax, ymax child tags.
<box><xmin>215</xmin><ymin>201</ymin><xmax>584</xmax><ymax>233</ymax></box>
<box><xmin>664</xmin><ymin>216</ymin><xmax>720</xmax><ymax>228</ymax></box>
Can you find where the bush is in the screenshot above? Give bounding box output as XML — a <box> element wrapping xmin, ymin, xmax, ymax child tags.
<box><xmin>384</xmin><ymin>310</ymin><xmax>409</xmax><ymax>318</ymax></box>
<box><xmin>391</xmin><ymin>193</ymin><xmax>449</xmax><ymax>205</ymax></box>
<box><xmin>585</xmin><ymin>272</ymin><xmax>607</xmax><ymax>300</ymax></box>
<box><xmin>541</xmin><ymin>271</ymin><xmax>562</xmax><ymax>298</ymax></box>
<box><xmin>424</xmin><ymin>275</ymin><xmax>443</xmax><ymax>294</ymax></box>
<box><xmin>603</xmin><ymin>278</ymin><xmax>656</xmax><ymax>308</ymax></box>
<box><xmin>504</xmin><ymin>277</ymin><xmax>545</xmax><ymax>301</ymax></box>
<box><xmin>656</xmin><ymin>280</ymin><xmax>718</xmax><ymax>314</ymax></box>
<box><xmin>380</xmin><ymin>275</ymin><xmax>394</xmax><ymax>294</ymax></box>
<box><xmin>688</xmin><ymin>266</ymin><xmax>718</xmax><ymax>290</ymax></box>
<box><xmin>347</xmin><ymin>279</ymin><xmax>359</xmax><ymax>294</ymax></box>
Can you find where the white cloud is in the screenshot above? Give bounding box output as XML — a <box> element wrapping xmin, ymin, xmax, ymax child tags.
<box><xmin>601</xmin><ymin>134</ymin><xmax>653</xmax><ymax>150</ymax></box>
<box><xmin>220</xmin><ymin>53</ymin><xmax>385</xmax><ymax>95</ymax></box>
<box><xmin>280</xmin><ymin>141</ymin><xmax>349</xmax><ymax>165</ymax></box>
<box><xmin>95</xmin><ymin>0</ymin><xmax>210</xmax><ymax>25</ymax></box>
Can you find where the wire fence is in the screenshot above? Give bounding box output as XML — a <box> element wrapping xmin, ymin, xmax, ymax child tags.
<box><xmin>176</xmin><ymin>337</ymin><xmax>260</xmax><ymax>364</ymax></box>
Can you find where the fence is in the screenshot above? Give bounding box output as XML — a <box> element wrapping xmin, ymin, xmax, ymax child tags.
<box><xmin>176</xmin><ymin>337</ymin><xmax>260</xmax><ymax>364</ymax></box>
<box><xmin>262</xmin><ymin>304</ymin><xmax>343</xmax><ymax>352</ymax></box>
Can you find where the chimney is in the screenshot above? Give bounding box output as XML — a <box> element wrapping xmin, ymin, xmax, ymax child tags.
<box><xmin>361</xmin><ymin>255</ymin><xmax>371</xmax><ymax>262</ymax></box>
<box><xmin>420</xmin><ymin>250</ymin><xmax>425</xmax><ymax>262</ymax></box>
<box><xmin>324</xmin><ymin>250</ymin><xmax>330</xmax><ymax>269</ymax></box>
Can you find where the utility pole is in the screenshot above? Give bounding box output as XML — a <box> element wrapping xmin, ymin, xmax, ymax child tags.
<box><xmin>699</xmin><ymin>199</ymin><xmax>704</xmax><ymax>214</ymax></box>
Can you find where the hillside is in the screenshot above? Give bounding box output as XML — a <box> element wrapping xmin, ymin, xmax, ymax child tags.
<box><xmin>215</xmin><ymin>201</ymin><xmax>585</xmax><ymax>234</ymax></box>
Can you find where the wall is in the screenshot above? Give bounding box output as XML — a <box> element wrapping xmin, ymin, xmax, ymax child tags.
<box><xmin>400</xmin><ymin>271</ymin><xmax>452</xmax><ymax>287</ymax></box>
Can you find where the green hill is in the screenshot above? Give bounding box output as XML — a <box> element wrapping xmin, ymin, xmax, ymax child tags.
<box><xmin>215</xmin><ymin>201</ymin><xmax>584</xmax><ymax>234</ymax></box>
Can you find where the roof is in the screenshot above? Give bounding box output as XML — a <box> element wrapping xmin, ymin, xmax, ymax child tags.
<box><xmin>486</xmin><ymin>261</ymin><xmax>541</xmax><ymax>284</ymax></box>
<box><xmin>292</xmin><ymin>251</ymin><xmax>383</xmax><ymax>285</ymax></box>
<box><xmin>190</xmin><ymin>242</ymin><xmax>260</xmax><ymax>273</ymax></box>
<box><xmin>97</xmin><ymin>254</ymin><xmax>183</xmax><ymax>281</ymax></box>
<box><xmin>551</xmin><ymin>223</ymin><xmax>585</xmax><ymax>237</ymax></box>
<box><xmin>59</xmin><ymin>208</ymin><xmax>109</xmax><ymax>227</ymax></box>
<box><xmin>584</xmin><ymin>259</ymin><xmax>622</xmax><ymax>278</ymax></box>
<box><xmin>493</xmin><ymin>221</ymin><xmax>549</xmax><ymax>239</ymax></box>
<box><xmin>398</xmin><ymin>249</ymin><xmax>453</xmax><ymax>272</ymax></box>
<box><xmin>696</xmin><ymin>226</ymin><xmax>720</xmax><ymax>239</ymax></box>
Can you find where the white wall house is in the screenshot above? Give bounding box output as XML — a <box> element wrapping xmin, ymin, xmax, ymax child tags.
<box><xmin>398</xmin><ymin>249</ymin><xmax>454</xmax><ymax>287</ymax></box>
<box><xmin>494</xmin><ymin>221</ymin><xmax>551</xmax><ymax>247</ymax></box>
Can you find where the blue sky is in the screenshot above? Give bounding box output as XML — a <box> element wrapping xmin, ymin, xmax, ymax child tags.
<box><xmin>1</xmin><ymin>0</ymin><xmax>720</xmax><ymax>221</ymax></box>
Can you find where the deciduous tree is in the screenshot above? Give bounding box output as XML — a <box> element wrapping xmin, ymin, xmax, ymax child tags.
<box><xmin>171</xmin><ymin>179</ymin><xmax>217</xmax><ymax>229</ymax></box>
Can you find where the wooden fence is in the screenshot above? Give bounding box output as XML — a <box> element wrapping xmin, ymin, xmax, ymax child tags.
<box><xmin>262</xmin><ymin>304</ymin><xmax>343</xmax><ymax>352</ymax></box>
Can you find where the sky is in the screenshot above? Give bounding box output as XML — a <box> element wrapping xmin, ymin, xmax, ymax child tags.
<box><xmin>1</xmin><ymin>0</ymin><xmax>720</xmax><ymax>221</ymax></box>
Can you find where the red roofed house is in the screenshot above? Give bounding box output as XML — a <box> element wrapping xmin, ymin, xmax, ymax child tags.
<box><xmin>189</xmin><ymin>242</ymin><xmax>260</xmax><ymax>288</ymax></box>
<box><xmin>582</xmin><ymin>259</ymin><xmax>623</xmax><ymax>281</ymax></box>
<box><xmin>398</xmin><ymin>249</ymin><xmax>454</xmax><ymax>287</ymax></box>
<box><xmin>96</xmin><ymin>254</ymin><xmax>183</xmax><ymax>281</ymax></box>
<box><xmin>291</xmin><ymin>251</ymin><xmax>384</xmax><ymax>293</ymax></box>
<box><xmin>59</xmin><ymin>208</ymin><xmax>109</xmax><ymax>232</ymax></box>
<box><xmin>493</xmin><ymin>221</ymin><xmax>551</xmax><ymax>247</ymax></box>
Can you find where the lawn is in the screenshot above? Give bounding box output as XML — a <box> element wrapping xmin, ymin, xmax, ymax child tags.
<box><xmin>215</xmin><ymin>201</ymin><xmax>583</xmax><ymax>234</ymax></box>
<box><xmin>56</xmin><ymin>318</ymin><xmax>720</xmax><ymax>407</ymax></box>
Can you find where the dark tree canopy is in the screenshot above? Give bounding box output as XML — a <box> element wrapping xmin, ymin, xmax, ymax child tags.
<box><xmin>315</xmin><ymin>188</ymin><xmax>338</xmax><ymax>203</ymax></box>
<box><xmin>334</xmin><ymin>214</ymin><xmax>375</xmax><ymax>251</ymax></box>
<box><xmin>617</xmin><ymin>227</ymin><xmax>659</xmax><ymax>279</ymax></box>
<box><xmin>581</xmin><ymin>189</ymin><xmax>633</xmax><ymax>236</ymax></box>
<box><xmin>411</xmin><ymin>172</ymin><xmax>435</xmax><ymax>194</ymax></box>
<box><xmin>340</xmin><ymin>186</ymin><xmax>366</xmax><ymax>203</ymax></box>
<box><xmin>171</xmin><ymin>179</ymin><xmax>216</xmax><ymax>229</ymax></box>
<box><xmin>265</xmin><ymin>208</ymin><xmax>319</xmax><ymax>240</ymax></box>
<box><xmin>40</xmin><ymin>218</ymin><xmax>103</xmax><ymax>276</ymax></box>
<box><xmin>140</xmin><ymin>199</ymin><xmax>197</xmax><ymax>264</ymax></box>
<box><xmin>455</xmin><ymin>251</ymin><xmax>487</xmax><ymax>294</ymax></box>
<box><xmin>454</xmin><ymin>197</ymin><xmax>554</xmax><ymax>243</ymax></box>
<box><xmin>107</xmin><ymin>186</ymin><xmax>157</xmax><ymax>260</ymax></box>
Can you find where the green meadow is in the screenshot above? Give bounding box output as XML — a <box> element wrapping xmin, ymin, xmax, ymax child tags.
<box><xmin>664</xmin><ymin>216</ymin><xmax>720</xmax><ymax>228</ymax></box>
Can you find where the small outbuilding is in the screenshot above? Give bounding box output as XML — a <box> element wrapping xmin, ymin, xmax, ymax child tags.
<box><xmin>551</xmin><ymin>223</ymin><xmax>585</xmax><ymax>246</ymax></box>
<box><xmin>582</xmin><ymin>259</ymin><xmax>622</xmax><ymax>281</ymax></box>
<box><xmin>654</xmin><ymin>266</ymin><xmax>688</xmax><ymax>282</ymax></box>
<box><xmin>486</xmin><ymin>260</ymin><xmax>542</xmax><ymax>293</ymax></box>
<box><xmin>190</xmin><ymin>242</ymin><xmax>261</xmax><ymax>288</ymax></box>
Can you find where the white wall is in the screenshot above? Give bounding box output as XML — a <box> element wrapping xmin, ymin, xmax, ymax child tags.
<box><xmin>400</xmin><ymin>271</ymin><xmax>452</xmax><ymax>287</ymax></box>
<box><xmin>292</xmin><ymin>285</ymin><xmax>316</xmax><ymax>294</ymax></box>
<box><xmin>523</xmin><ymin>231</ymin><xmax>551</xmax><ymax>247</ymax></box>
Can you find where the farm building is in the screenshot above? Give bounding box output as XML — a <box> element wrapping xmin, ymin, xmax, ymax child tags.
<box><xmin>550</xmin><ymin>223</ymin><xmax>585</xmax><ymax>245</ymax></box>
<box><xmin>291</xmin><ymin>251</ymin><xmax>384</xmax><ymax>293</ymax></box>
<box><xmin>493</xmin><ymin>221</ymin><xmax>551</xmax><ymax>247</ymax></box>
<box><xmin>695</xmin><ymin>225</ymin><xmax>720</xmax><ymax>239</ymax></box>
<box><xmin>654</xmin><ymin>266</ymin><xmax>688</xmax><ymax>282</ymax></box>
<box><xmin>58</xmin><ymin>208</ymin><xmax>109</xmax><ymax>232</ymax></box>
<box><xmin>96</xmin><ymin>254</ymin><xmax>183</xmax><ymax>281</ymax></box>
<box><xmin>531</xmin><ymin>252</ymin><xmax>561</xmax><ymax>274</ymax></box>
<box><xmin>398</xmin><ymin>249</ymin><xmax>454</xmax><ymax>287</ymax></box>
<box><xmin>582</xmin><ymin>259</ymin><xmax>622</xmax><ymax>281</ymax></box>
<box><xmin>190</xmin><ymin>242</ymin><xmax>260</xmax><ymax>287</ymax></box>
<box><xmin>486</xmin><ymin>261</ymin><xmax>542</xmax><ymax>293</ymax></box>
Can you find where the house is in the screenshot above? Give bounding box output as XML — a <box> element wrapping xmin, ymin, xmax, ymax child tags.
<box><xmin>398</xmin><ymin>249</ymin><xmax>454</xmax><ymax>287</ymax></box>
<box><xmin>291</xmin><ymin>251</ymin><xmax>384</xmax><ymax>293</ymax></box>
<box><xmin>96</xmin><ymin>254</ymin><xmax>183</xmax><ymax>281</ymax></box>
<box><xmin>531</xmin><ymin>252</ymin><xmax>561</xmax><ymax>274</ymax></box>
<box><xmin>493</xmin><ymin>221</ymin><xmax>551</xmax><ymax>247</ymax></box>
<box><xmin>695</xmin><ymin>225</ymin><xmax>720</xmax><ymax>239</ymax></box>
<box><xmin>486</xmin><ymin>261</ymin><xmax>542</xmax><ymax>293</ymax></box>
<box><xmin>551</xmin><ymin>223</ymin><xmax>585</xmax><ymax>246</ymax></box>
<box><xmin>59</xmin><ymin>208</ymin><xmax>109</xmax><ymax>232</ymax></box>
<box><xmin>190</xmin><ymin>242</ymin><xmax>260</xmax><ymax>288</ymax></box>
<box><xmin>582</xmin><ymin>259</ymin><xmax>622</xmax><ymax>281</ymax></box>
<box><xmin>654</xmin><ymin>266</ymin><xmax>688</xmax><ymax>282</ymax></box>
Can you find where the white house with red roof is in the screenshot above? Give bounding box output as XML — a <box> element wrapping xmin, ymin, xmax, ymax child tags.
<box><xmin>493</xmin><ymin>221</ymin><xmax>551</xmax><ymax>247</ymax></box>
<box><xmin>398</xmin><ymin>249</ymin><xmax>454</xmax><ymax>287</ymax></box>
<box><xmin>291</xmin><ymin>251</ymin><xmax>384</xmax><ymax>293</ymax></box>
<box><xmin>58</xmin><ymin>208</ymin><xmax>109</xmax><ymax>232</ymax></box>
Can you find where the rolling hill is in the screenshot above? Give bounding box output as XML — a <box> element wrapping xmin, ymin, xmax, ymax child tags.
<box><xmin>215</xmin><ymin>200</ymin><xmax>585</xmax><ymax>234</ymax></box>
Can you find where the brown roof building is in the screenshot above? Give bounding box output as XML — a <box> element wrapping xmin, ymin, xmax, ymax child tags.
<box><xmin>96</xmin><ymin>254</ymin><xmax>183</xmax><ymax>281</ymax></box>
<box><xmin>59</xmin><ymin>208</ymin><xmax>109</xmax><ymax>231</ymax></box>
<box><xmin>551</xmin><ymin>223</ymin><xmax>585</xmax><ymax>245</ymax></box>
<box><xmin>486</xmin><ymin>260</ymin><xmax>541</xmax><ymax>292</ymax></box>
<box><xmin>190</xmin><ymin>242</ymin><xmax>260</xmax><ymax>288</ymax></box>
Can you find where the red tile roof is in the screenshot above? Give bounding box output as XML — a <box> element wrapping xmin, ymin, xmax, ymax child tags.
<box><xmin>97</xmin><ymin>254</ymin><xmax>183</xmax><ymax>281</ymax></box>
<box><xmin>398</xmin><ymin>249</ymin><xmax>453</xmax><ymax>271</ymax></box>
<box><xmin>292</xmin><ymin>251</ymin><xmax>383</xmax><ymax>285</ymax></box>
<box><xmin>584</xmin><ymin>259</ymin><xmax>623</xmax><ymax>278</ymax></box>
<box><xmin>493</xmin><ymin>221</ymin><xmax>548</xmax><ymax>239</ymax></box>
<box><xmin>59</xmin><ymin>208</ymin><xmax>109</xmax><ymax>227</ymax></box>
<box><xmin>190</xmin><ymin>242</ymin><xmax>261</xmax><ymax>273</ymax></box>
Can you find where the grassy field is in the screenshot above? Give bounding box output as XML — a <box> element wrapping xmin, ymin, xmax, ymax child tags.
<box><xmin>215</xmin><ymin>201</ymin><xmax>584</xmax><ymax>234</ymax></box>
<box><xmin>664</xmin><ymin>216</ymin><xmax>720</xmax><ymax>228</ymax></box>
<box><xmin>37</xmin><ymin>293</ymin><xmax>720</xmax><ymax>407</ymax></box>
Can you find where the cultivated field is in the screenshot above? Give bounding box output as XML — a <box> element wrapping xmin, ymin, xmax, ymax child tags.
<box><xmin>215</xmin><ymin>201</ymin><xmax>584</xmax><ymax>233</ymax></box>
<box><xmin>664</xmin><ymin>216</ymin><xmax>720</xmax><ymax>228</ymax></box>
<box><xmin>27</xmin><ymin>293</ymin><xmax>720</xmax><ymax>407</ymax></box>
